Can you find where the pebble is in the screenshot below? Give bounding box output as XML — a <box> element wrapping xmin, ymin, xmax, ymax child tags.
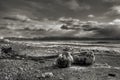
<box><xmin>59</xmin><ymin>77</ymin><xmax>63</xmax><ymax>80</ymax></box>
<box><xmin>108</xmin><ymin>73</ymin><xmax>116</xmax><ymax>77</ymax></box>
<box><xmin>42</xmin><ymin>72</ymin><xmax>54</xmax><ymax>78</ymax></box>
<box><xmin>78</xmin><ymin>77</ymin><xmax>81</xmax><ymax>79</ymax></box>
<box><xmin>18</xmin><ymin>67</ymin><xmax>24</xmax><ymax>71</ymax></box>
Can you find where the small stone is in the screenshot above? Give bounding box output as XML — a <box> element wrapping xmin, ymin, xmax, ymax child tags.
<box><xmin>108</xmin><ymin>73</ymin><xmax>116</xmax><ymax>77</ymax></box>
<box><xmin>59</xmin><ymin>77</ymin><xmax>63</xmax><ymax>80</ymax></box>
<box><xmin>16</xmin><ymin>56</ymin><xmax>20</xmax><ymax>59</ymax></box>
<box><xmin>22</xmin><ymin>58</ymin><xmax>25</xmax><ymax>60</ymax></box>
<box><xmin>5</xmin><ymin>76</ymin><xmax>9</xmax><ymax>79</ymax></box>
<box><xmin>42</xmin><ymin>72</ymin><xmax>54</xmax><ymax>78</ymax></box>
<box><xmin>36</xmin><ymin>74</ymin><xmax>41</xmax><ymax>78</ymax></box>
<box><xmin>78</xmin><ymin>77</ymin><xmax>81</xmax><ymax>79</ymax></box>
<box><xmin>18</xmin><ymin>67</ymin><xmax>23</xmax><ymax>71</ymax></box>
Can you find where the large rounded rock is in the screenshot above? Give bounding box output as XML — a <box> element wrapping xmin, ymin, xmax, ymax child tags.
<box><xmin>55</xmin><ymin>52</ymin><xmax>73</xmax><ymax>68</ymax></box>
<box><xmin>73</xmin><ymin>51</ymin><xmax>95</xmax><ymax>65</ymax></box>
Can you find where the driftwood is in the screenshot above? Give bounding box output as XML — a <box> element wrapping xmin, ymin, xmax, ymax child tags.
<box><xmin>0</xmin><ymin>54</ymin><xmax>58</xmax><ymax>62</ymax></box>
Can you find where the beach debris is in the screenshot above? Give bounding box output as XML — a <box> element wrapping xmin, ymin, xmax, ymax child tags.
<box><xmin>55</xmin><ymin>47</ymin><xmax>73</xmax><ymax>68</ymax></box>
<box><xmin>73</xmin><ymin>51</ymin><xmax>95</xmax><ymax>65</ymax></box>
<box><xmin>42</xmin><ymin>72</ymin><xmax>54</xmax><ymax>78</ymax></box>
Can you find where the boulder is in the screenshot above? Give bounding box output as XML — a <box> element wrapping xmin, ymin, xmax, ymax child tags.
<box><xmin>73</xmin><ymin>51</ymin><xmax>95</xmax><ymax>65</ymax></box>
<box><xmin>55</xmin><ymin>52</ymin><xmax>73</xmax><ymax>68</ymax></box>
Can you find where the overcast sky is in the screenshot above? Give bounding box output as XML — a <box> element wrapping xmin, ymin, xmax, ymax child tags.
<box><xmin>0</xmin><ymin>0</ymin><xmax>120</xmax><ymax>22</ymax></box>
<box><xmin>1</xmin><ymin>0</ymin><xmax>120</xmax><ymax>38</ymax></box>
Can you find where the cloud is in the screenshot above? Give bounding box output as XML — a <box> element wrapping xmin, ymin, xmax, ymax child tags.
<box><xmin>46</xmin><ymin>29</ymin><xmax>95</xmax><ymax>38</ymax></box>
<box><xmin>57</xmin><ymin>18</ymin><xmax>120</xmax><ymax>38</ymax></box>
<box><xmin>105</xmin><ymin>5</ymin><xmax>120</xmax><ymax>18</ymax></box>
<box><xmin>2</xmin><ymin>0</ymin><xmax>120</xmax><ymax>38</ymax></box>
<box><xmin>112</xmin><ymin>18</ymin><xmax>120</xmax><ymax>24</ymax></box>
<box><xmin>3</xmin><ymin>14</ymin><xmax>31</xmax><ymax>22</ymax></box>
<box><xmin>58</xmin><ymin>0</ymin><xmax>91</xmax><ymax>11</ymax></box>
<box><xmin>0</xmin><ymin>0</ymin><xmax>116</xmax><ymax>21</ymax></box>
<box><xmin>2</xmin><ymin>16</ymin><xmax>120</xmax><ymax>38</ymax></box>
<box><xmin>73</xmin><ymin>30</ymin><xmax>95</xmax><ymax>37</ymax></box>
<box><xmin>92</xmin><ymin>19</ymin><xmax>120</xmax><ymax>38</ymax></box>
<box><xmin>103</xmin><ymin>0</ymin><xmax>120</xmax><ymax>3</ymax></box>
<box><xmin>67</xmin><ymin>0</ymin><xmax>80</xmax><ymax>10</ymax></box>
<box><xmin>111</xmin><ymin>6</ymin><xmax>120</xmax><ymax>14</ymax></box>
<box><xmin>88</xmin><ymin>14</ymin><xmax>95</xmax><ymax>18</ymax></box>
<box><xmin>34</xmin><ymin>17</ymin><xmax>120</xmax><ymax>38</ymax></box>
<box><xmin>95</xmin><ymin>24</ymin><xmax>120</xmax><ymax>38</ymax></box>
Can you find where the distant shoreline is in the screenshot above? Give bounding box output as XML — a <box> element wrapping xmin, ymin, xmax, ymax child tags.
<box><xmin>3</xmin><ymin>37</ymin><xmax>120</xmax><ymax>41</ymax></box>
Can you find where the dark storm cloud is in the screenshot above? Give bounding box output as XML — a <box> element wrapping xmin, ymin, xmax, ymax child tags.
<box><xmin>79</xmin><ymin>20</ymin><xmax>120</xmax><ymax>38</ymax></box>
<box><xmin>0</xmin><ymin>0</ymin><xmax>116</xmax><ymax>21</ymax></box>
<box><xmin>94</xmin><ymin>24</ymin><xmax>120</xmax><ymax>38</ymax></box>
<box><xmin>55</xmin><ymin>18</ymin><xmax>120</xmax><ymax>38</ymax></box>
